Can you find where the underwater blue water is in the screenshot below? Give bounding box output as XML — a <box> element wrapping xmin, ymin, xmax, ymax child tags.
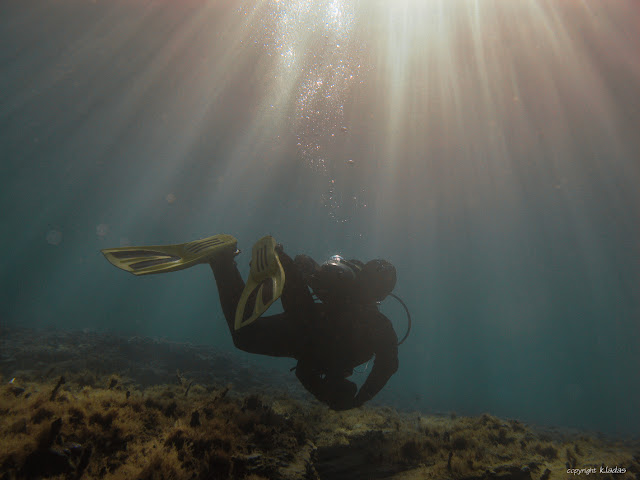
<box><xmin>1</xmin><ymin>0</ymin><xmax>638</xmax><ymax>438</ymax></box>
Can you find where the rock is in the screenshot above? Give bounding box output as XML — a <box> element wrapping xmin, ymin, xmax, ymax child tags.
<box><xmin>316</xmin><ymin>431</ymin><xmax>413</xmax><ymax>480</ymax></box>
<box><xmin>490</xmin><ymin>465</ymin><xmax>533</xmax><ymax>480</ymax></box>
<box><xmin>9</xmin><ymin>386</ymin><xmax>25</xmax><ymax>396</ymax></box>
<box><xmin>22</xmin><ymin>448</ymin><xmax>72</xmax><ymax>478</ymax></box>
<box><xmin>190</xmin><ymin>410</ymin><xmax>200</xmax><ymax>427</ymax></box>
<box><xmin>245</xmin><ymin>453</ymin><xmax>263</xmax><ymax>465</ymax></box>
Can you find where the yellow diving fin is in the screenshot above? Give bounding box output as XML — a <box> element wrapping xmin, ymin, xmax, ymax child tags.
<box><xmin>101</xmin><ymin>234</ymin><xmax>238</xmax><ymax>276</ymax></box>
<box><xmin>235</xmin><ymin>235</ymin><xmax>285</xmax><ymax>330</ymax></box>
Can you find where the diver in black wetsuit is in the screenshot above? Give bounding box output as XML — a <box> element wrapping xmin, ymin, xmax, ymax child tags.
<box><xmin>210</xmin><ymin>246</ymin><xmax>399</xmax><ymax>411</ymax></box>
<box><xmin>101</xmin><ymin>234</ymin><xmax>402</xmax><ymax>410</ymax></box>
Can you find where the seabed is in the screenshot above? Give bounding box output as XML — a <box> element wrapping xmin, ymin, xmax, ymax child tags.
<box><xmin>1</xmin><ymin>327</ymin><xmax>637</xmax><ymax>480</ymax></box>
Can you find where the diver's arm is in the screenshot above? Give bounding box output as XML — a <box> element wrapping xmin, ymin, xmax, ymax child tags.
<box><xmin>354</xmin><ymin>314</ymin><xmax>399</xmax><ymax>406</ymax></box>
<box><xmin>275</xmin><ymin>247</ymin><xmax>316</xmax><ymax>316</ymax></box>
<box><xmin>295</xmin><ymin>362</ymin><xmax>358</xmax><ymax>410</ymax></box>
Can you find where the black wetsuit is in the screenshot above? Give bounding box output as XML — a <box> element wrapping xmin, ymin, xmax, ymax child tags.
<box><xmin>210</xmin><ymin>248</ymin><xmax>399</xmax><ymax>410</ymax></box>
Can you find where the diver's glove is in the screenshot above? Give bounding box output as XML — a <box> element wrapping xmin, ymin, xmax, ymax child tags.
<box><xmin>326</xmin><ymin>379</ymin><xmax>359</xmax><ymax>411</ymax></box>
<box><xmin>293</xmin><ymin>254</ymin><xmax>321</xmax><ymax>283</ymax></box>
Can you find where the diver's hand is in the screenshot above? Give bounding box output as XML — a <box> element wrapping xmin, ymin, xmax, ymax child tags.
<box><xmin>294</xmin><ymin>254</ymin><xmax>320</xmax><ymax>281</ymax></box>
<box><xmin>326</xmin><ymin>379</ymin><xmax>359</xmax><ymax>411</ymax></box>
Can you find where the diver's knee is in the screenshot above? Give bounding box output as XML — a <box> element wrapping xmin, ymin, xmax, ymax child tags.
<box><xmin>231</xmin><ymin>332</ymin><xmax>251</xmax><ymax>352</ymax></box>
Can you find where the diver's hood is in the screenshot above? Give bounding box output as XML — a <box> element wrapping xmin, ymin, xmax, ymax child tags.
<box><xmin>360</xmin><ymin>259</ymin><xmax>397</xmax><ymax>302</ymax></box>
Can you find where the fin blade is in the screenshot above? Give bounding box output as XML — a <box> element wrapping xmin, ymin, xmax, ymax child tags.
<box><xmin>101</xmin><ymin>234</ymin><xmax>238</xmax><ymax>276</ymax></box>
<box><xmin>101</xmin><ymin>249</ymin><xmax>180</xmax><ymax>275</ymax></box>
<box><xmin>234</xmin><ymin>236</ymin><xmax>285</xmax><ymax>330</ymax></box>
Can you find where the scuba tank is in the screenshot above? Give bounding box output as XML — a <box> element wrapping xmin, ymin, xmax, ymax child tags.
<box><xmin>309</xmin><ymin>255</ymin><xmax>412</xmax><ymax>346</ymax></box>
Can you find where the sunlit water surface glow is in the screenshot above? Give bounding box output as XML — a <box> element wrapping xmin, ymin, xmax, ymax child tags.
<box><xmin>227</xmin><ymin>0</ymin><xmax>638</xmax><ymax>236</ymax></box>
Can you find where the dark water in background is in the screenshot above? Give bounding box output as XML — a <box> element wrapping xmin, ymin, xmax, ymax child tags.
<box><xmin>1</xmin><ymin>0</ymin><xmax>638</xmax><ymax>437</ymax></box>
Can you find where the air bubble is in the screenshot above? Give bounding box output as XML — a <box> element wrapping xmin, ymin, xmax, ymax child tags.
<box><xmin>46</xmin><ymin>229</ymin><xmax>62</xmax><ymax>246</ymax></box>
<box><xmin>96</xmin><ymin>224</ymin><xmax>109</xmax><ymax>237</ymax></box>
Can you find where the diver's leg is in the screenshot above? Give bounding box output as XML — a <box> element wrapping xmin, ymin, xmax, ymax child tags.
<box><xmin>232</xmin><ymin>312</ymin><xmax>302</xmax><ymax>358</ymax></box>
<box><xmin>209</xmin><ymin>253</ymin><xmax>304</xmax><ymax>357</ymax></box>
<box><xmin>209</xmin><ymin>257</ymin><xmax>245</xmax><ymax>335</ymax></box>
<box><xmin>276</xmin><ymin>249</ymin><xmax>315</xmax><ymax>317</ymax></box>
<box><xmin>210</xmin><ymin>246</ymin><xmax>312</xmax><ymax>358</ymax></box>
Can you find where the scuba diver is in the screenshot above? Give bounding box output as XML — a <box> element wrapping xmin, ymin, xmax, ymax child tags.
<box><xmin>102</xmin><ymin>234</ymin><xmax>410</xmax><ymax>410</ymax></box>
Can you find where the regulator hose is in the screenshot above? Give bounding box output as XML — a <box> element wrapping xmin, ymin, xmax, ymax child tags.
<box><xmin>388</xmin><ymin>293</ymin><xmax>412</xmax><ymax>345</ymax></box>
